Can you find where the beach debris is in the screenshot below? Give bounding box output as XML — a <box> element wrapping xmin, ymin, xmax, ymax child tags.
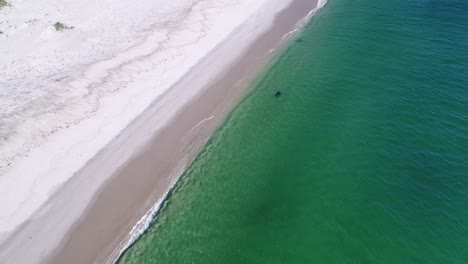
<box><xmin>274</xmin><ymin>91</ymin><xmax>282</xmax><ymax>97</ymax></box>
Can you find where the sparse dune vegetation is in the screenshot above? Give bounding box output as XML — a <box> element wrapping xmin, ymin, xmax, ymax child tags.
<box><xmin>0</xmin><ymin>0</ymin><xmax>10</xmax><ymax>9</ymax></box>
<box><xmin>54</xmin><ymin>21</ymin><xmax>73</xmax><ymax>31</ymax></box>
<box><xmin>54</xmin><ymin>22</ymin><xmax>65</xmax><ymax>31</ymax></box>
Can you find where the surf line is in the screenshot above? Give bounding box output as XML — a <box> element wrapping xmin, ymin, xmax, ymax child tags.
<box><xmin>187</xmin><ymin>115</ymin><xmax>216</xmax><ymax>135</ymax></box>
<box><xmin>108</xmin><ymin>115</ymin><xmax>216</xmax><ymax>263</ymax></box>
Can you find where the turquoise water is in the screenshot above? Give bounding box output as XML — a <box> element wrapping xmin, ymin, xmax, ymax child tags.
<box><xmin>118</xmin><ymin>0</ymin><xmax>468</xmax><ymax>262</ymax></box>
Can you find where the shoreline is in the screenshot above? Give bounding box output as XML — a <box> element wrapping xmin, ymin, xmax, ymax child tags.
<box><xmin>109</xmin><ymin>0</ymin><xmax>324</xmax><ymax>260</ymax></box>
<box><xmin>0</xmin><ymin>0</ymin><xmax>323</xmax><ymax>263</ymax></box>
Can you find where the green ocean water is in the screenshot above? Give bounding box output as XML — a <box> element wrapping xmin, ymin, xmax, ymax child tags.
<box><xmin>118</xmin><ymin>0</ymin><xmax>468</xmax><ymax>262</ymax></box>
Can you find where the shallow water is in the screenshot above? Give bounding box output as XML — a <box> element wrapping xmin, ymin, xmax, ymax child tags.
<box><xmin>118</xmin><ymin>0</ymin><xmax>468</xmax><ymax>262</ymax></box>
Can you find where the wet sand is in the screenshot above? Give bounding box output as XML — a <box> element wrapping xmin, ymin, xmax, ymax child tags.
<box><xmin>44</xmin><ymin>0</ymin><xmax>319</xmax><ymax>263</ymax></box>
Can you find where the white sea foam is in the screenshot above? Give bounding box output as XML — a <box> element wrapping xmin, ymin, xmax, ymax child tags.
<box><xmin>281</xmin><ymin>0</ymin><xmax>328</xmax><ymax>42</ymax></box>
<box><xmin>299</xmin><ymin>0</ymin><xmax>329</xmax><ymax>26</ymax></box>
<box><xmin>187</xmin><ymin>115</ymin><xmax>215</xmax><ymax>136</ymax></box>
<box><xmin>112</xmin><ymin>115</ymin><xmax>213</xmax><ymax>260</ymax></box>
<box><xmin>282</xmin><ymin>28</ymin><xmax>300</xmax><ymax>41</ymax></box>
<box><xmin>107</xmin><ymin>178</ymin><xmax>179</xmax><ymax>264</ymax></box>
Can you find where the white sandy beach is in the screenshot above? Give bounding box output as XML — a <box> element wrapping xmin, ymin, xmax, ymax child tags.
<box><xmin>0</xmin><ymin>0</ymin><xmax>328</xmax><ymax>262</ymax></box>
